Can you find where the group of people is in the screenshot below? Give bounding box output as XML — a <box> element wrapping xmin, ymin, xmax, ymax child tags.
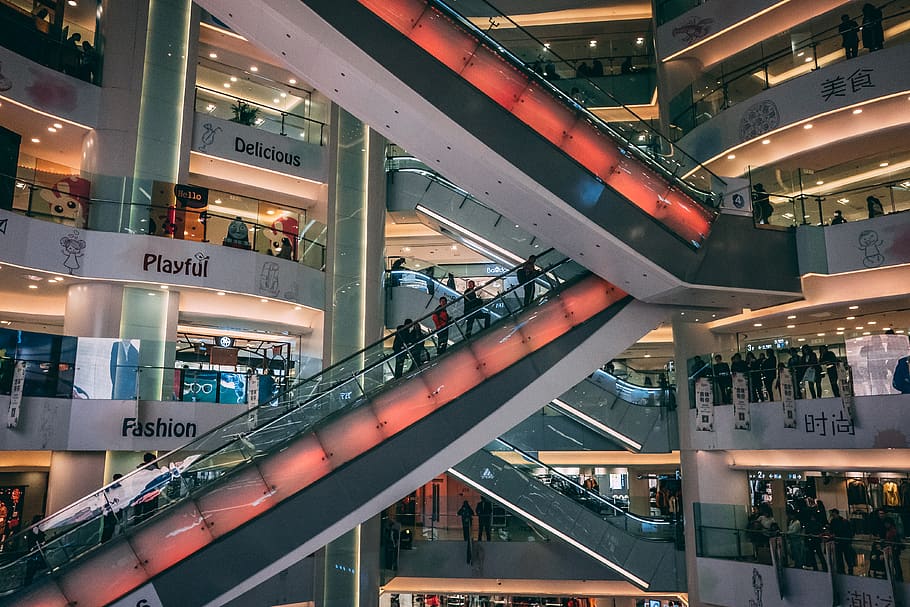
<box><xmin>750</xmin><ymin>498</ymin><xmax>904</xmax><ymax>579</ymax></box>
<box><xmin>838</xmin><ymin>4</ymin><xmax>885</xmax><ymax>59</ymax></box>
<box><xmin>756</xmin><ymin>181</ymin><xmax>889</xmax><ymax>227</ymax></box>
<box><xmin>390</xmin><ymin>257</ymin><xmax>541</xmax><ymax>377</ymax></box>
<box><xmin>693</xmin><ymin>344</ymin><xmax>842</xmax><ymax>404</ymax></box>
<box><xmin>457</xmin><ymin>496</ymin><xmax>495</xmax><ymax>543</ymax></box>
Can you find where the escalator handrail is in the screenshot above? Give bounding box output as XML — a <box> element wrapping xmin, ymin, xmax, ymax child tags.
<box><xmin>0</xmin><ymin>253</ymin><xmax>577</xmax><ymax>585</ymax></box>
<box><xmin>423</xmin><ymin>0</ymin><xmax>725</xmax><ymax>205</ymax></box>
<box><xmin>488</xmin><ymin>437</ymin><xmax>675</xmax><ymax>529</ymax></box>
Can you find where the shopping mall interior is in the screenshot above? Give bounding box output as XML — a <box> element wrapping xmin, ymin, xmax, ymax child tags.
<box><xmin>0</xmin><ymin>0</ymin><xmax>908</xmax><ymax>605</ymax></box>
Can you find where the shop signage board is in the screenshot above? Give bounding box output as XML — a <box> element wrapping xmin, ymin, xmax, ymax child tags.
<box><xmin>779</xmin><ymin>369</ymin><xmax>797</xmax><ymax>429</ymax></box>
<box><xmin>732</xmin><ymin>372</ymin><xmax>750</xmax><ymax>430</ymax></box>
<box><xmin>246</xmin><ymin>374</ymin><xmax>259</xmax><ymax>427</ymax></box>
<box><xmin>695</xmin><ymin>377</ymin><xmax>714</xmax><ymax>432</ymax></box>
<box><xmin>6</xmin><ymin>361</ymin><xmax>25</xmax><ymax>428</ymax></box>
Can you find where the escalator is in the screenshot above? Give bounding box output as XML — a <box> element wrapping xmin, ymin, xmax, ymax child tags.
<box><xmin>449</xmin><ymin>439</ymin><xmax>684</xmax><ymax>591</ymax></box>
<box><xmin>0</xmin><ymin>255</ymin><xmax>669</xmax><ymax>607</ymax></box>
<box><xmin>196</xmin><ymin>0</ymin><xmax>800</xmax><ymax>306</ymax></box>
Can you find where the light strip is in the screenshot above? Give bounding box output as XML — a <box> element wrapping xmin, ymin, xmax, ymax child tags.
<box><xmin>550</xmin><ymin>398</ymin><xmax>643</xmax><ymax>451</ymax></box>
<box><xmin>448</xmin><ymin>468</ymin><xmax>651</xmax><ymax>589</ymax></box>
<box><xmin>415</xmin><ymin>204</ymin><xmax>524</xmax><ymax>264</ymax></box>
<box><xmin>662</xmin><ymin>1</ymin><xmax>792</xmax><ymax>62</ymax></box>
<box><xmin>0</xmin><ymin>95</ymin><xmax>94</xmax><ymax>130</ymax></box>
<box><xmin>200</xmin><ymin>21</ymin><xmax>248</xmax><ymax>41</ymax></box>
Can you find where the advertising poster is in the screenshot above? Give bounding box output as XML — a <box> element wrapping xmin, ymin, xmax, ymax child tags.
<box><xmin>837</xmin><ymin>362</ymin><xmax>856</xmax><ymax>422</ymax></box>
<box><xmin>779</xmin><ymin>368</ymin><xmax>797</xmax><ymax>428</ymax></box>
<box><xmin>6</xmin><ymin>361</ymin><xmax>25</xmax><ymax>428</ymax></box>
<box><xmin>0</xmin><ymin>486</ymin><xmax>25</xmax><ymax>542</ymax></box>
<box><xmin>74</xmin><ymin>338</ymin><xmax>141</xmax><ymax>399</ymax></box>
<box><xmin>181</xmin><ymin>370</ymin><xmax>219</xmax><ymax>403</ymax></box>
<box><xmin>695</xmin><ymin>377</ymin><xmax>714</xmax><ymax>432</ymax></box>
<box><xmin>732</xmin><ymin>372</ymin><xmax>751</xmax><ymax>430</ymax></box>
<box><xmin>218</xmin><ymin>372</ymin><xmax>248</xmax><ymax>405</ymax></box>
<box><xmin>845</xmin><ymin>334</ymin><xmax>910</xmax><ymax>395</ymax></box>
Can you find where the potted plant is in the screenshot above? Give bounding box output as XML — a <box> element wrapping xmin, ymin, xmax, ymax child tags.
<box><xmin>230</xmin><ymin>101</ymin><xmax>260</xmax><ymax>126</ymax></box>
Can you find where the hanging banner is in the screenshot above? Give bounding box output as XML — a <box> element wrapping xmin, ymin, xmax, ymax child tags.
<box><xmin>770</xmin><ymin>535</ymin><xmax>786</xmax><ymax>599</ymax></box>
<box><xmin>779</xmin><ymin>368</ymin><xmax>797</xmax><ymax>429</ymax></box>
<box><xmin>732</xmin><ymin>372</ymin><xmax>751</xmax><ymax>430</ymax></box>
<box><xmin>695</xmin><ymin>377</ymin><xmax>714</xmax><ymax>432</ymax></box>
<box><xmin>6</xmin><ymin>361</ymin><xmax>26</xmax><ymax>428</ymax></box>
<box><xmin>838</xmin><ymin>362</ymin><xmax>856</xmax><ymax>422</ymax></box>
<box><xmin>246</xmin><ymin>374</ymin><xmax>259</xmax><ymax>427</ymax></box>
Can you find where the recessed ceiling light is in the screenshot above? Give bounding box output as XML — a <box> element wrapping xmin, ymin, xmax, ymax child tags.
<box><xmin>280</xmin><ymin>93</ymin><xmax>286</xmax><ymax>98</ymax></box>
<box><xmin>589</xmin><ymin>40</ymin><xmax>597</xmax><ymax>48</ymax></box>
<box><xmin>836</xmin><ymin>331</ymin><xmax>844</xmax><ymax>335</ymax></box>
<box><xmin>216</xmin><ymin>291</ymin><xmax>226</xmax><ymax>296</ymax></box>
<box><xmin>53</xmin><ymin>123</ymin><xmax>62</xmax><ymax>129</ymax></box>
<box><xmin>849</xmin><ymin>305</ymin><xmax>859</xmax><ymax>310</ymax></box>
<box><xmin>289</xmin><ymin>78</ymin><xmax>297</xmax><ymax>84</ymax></box>
<box><xmin>880</xmin><ymin>162</ymin><xmax>889</xmax><ymax>167</ymax></box>
<box><xmin>31</xmin><ymin>138</ymin><xmax>40</xmax><ymax>143</ymax></box>
<box><xmin>223</xmin><ymin>83</ymin><xmax>231</xmax><ymax>88</ymax></box>
<box><xmin>761</xmin><ymin>139</ymin><xmax>771</xmax><ymax>145</ymax></box>
<box><xmin>266</xmin><ymin>210</ymin><xmax>275</xmax><ymax>215</ymax></box>
<box><xmin>836</xmin><ymin>327</ymin><xmax>845</xmax><ymax>331</ymax></box>
<box><xmin>817</xmin><ymin>333</ymin><xmax>825</xmax><ymax>336</ymax></box>
<box><xmin>852</xmin><ymin>108</ymin><xmax>863</xmax><ymax>115</ymax></box>
<box><xmin>868</xmin><ymin>321</ymin><xmax>877</xmax><ymax>325</ymax></box>
<box><xmin>230</xmin><ymin>76</ymin><xmax>238</xmax><ymax>82</ymax></box>
<box><xmin>260</xmin><ymin>298</ymin><xmax>268</xmax><ymax>303</ymax></box>
<box><xmin>451</xmin><ymin>245</ymin><xmax>457</xmax><ymax>250</ymax></box>
<box><xmin>837</xmin><ymin>198</ymin><xmax>849</xmax><ymax>204</ymax></box>
<box><xmin>787</xmin><ymin>324</ymin><xmax>796</xmax><ymax>329</ymax></box>
<box><xmin>160</xmin><ymin>285</ymin><xmax>169</xmax><ymax>289</ymax></box>
<box><xmin>294</xmin><ymin>306</ymin><xmax>301</xmax><ymax>310</ymax></box>
<box><xmin>250</xmin><ymin>66</ymin><xmax>258</xmax><ymax>72</ymax></box>
<box><xmin>47</xmin><ymin>279</ymin><xmax>57</xmax><ymax>283</ymax></box>
<box><xmin>47</xmin><ymin>127</ymin><xmax>56</xmax><ymax>133</ymax></box>
<box><xmin>846</xmin><ymin>316</ymin><xmax>855</xmax><ymax>320</ymax></box>
<box><xmin>55</xmin><ymin>276</ymin><xmax>64</xmax><ymax>281</ymax></box>
<box><xmin>644</xmin><ymin>354</ymin><xmax>651</xmax><ymax>358</ymax></box>
<box><xmin>787</xmin><ymin>315</ymin><xmax>796</xmax><ymax>319</ymax></box>
<box><xmin>897</xmin><ymin>330</ymin><xmax>906</xmax><ymax>334</ymax></box>
<box><xmin>797</xmin><ymin>338</ymin><xmax>805</xmax><ymax>342</ymax></box>
<box><xmin>209</xmin><ymin>52</ymin><xmax>217</xmax><ymax>59</ymax></box>
<box><xmin>803</xmin><ymin>124</ymin><xmax>813</xmax><ymax>129</ymax></box>
<box><xmin>67</xmin><ymin>0</ymin><xmax>77</xmax><ymax>5</ymax></box>
<box><xmin>273</xmin><ymin>98</ymin><xmax>280</xmax><ymax>104</ymax></box>
<box><xmin>862</xmin><ymin>331</ymin><xmax>870</xmax><ymax>335</ymax></box>
<box><xmin>27</xmin><ymin>285</ymin><xmax>38</xmax><ymax>289</ymax></box>
<box><xmin>856</xmin><ymin>326</ymin><xmax>864</xmax><ymax>330</ymax></box>
<box><xmin>753</xmin><ymin>323</ymin><xmax>762</xmax><ymax>327</ymax></box>
<box><xmin>816</xmin><ymin>180</ymin><xmax>824</xmax><ymax>185</ymax></box>
<box><xmin>147</xmin><ymin>293</ymin><xmax>156</xmax><ymax>297</ymax></box>
<box><xmin>403</xmin><ymin>247</ymin><xmax>411</xmax><ymax>252</ymax></box>
<box><xmin>727</xmin><ymin>154</ymin><xmax>735</xmax><ymax>160</ymax></box>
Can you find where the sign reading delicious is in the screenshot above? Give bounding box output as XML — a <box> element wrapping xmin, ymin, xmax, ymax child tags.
<box><xmin>235</xmin><ymin>136</ymin><xmax>301</xmax><ymax>167</ymax></box>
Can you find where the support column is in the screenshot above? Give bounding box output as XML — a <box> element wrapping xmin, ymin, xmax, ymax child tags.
<box><xmin>627</xmin><ymin>473</ymin><xmax>651</xmax><ymax>517</ymax></box>
<box><xmin>83</xmin><ymin>0</ymin><xmax>195</xmax><ymax>234</ymax></box>
<box><xmin>673</xmin><ymin>318</ymin><xmax>742</xmax><ymax>605</ymax></box>
<box><xmin>317</xmin><ymin>106</ymin><xmax>386</xmax><ymax>607</ymax></box>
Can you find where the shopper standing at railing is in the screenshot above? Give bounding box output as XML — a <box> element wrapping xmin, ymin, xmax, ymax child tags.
<box><xmin>839</xmin><ymin>14</ymin><xmax>860</xmax><ymax>59</ymax></box>
<box><xmin>829</xmin><ymin>508</ymin><xmax>856</xmax><ymax>575</ymax></box>
<box><xmin>786</xmin><ymin>348</ymin><xmax>804</xmax><ymax>399</ymax></box>
<box><xmin>831</xmin><ymin>210</ymin><xmax>847</xmax><ymax>225</ymax></box>
<box><xmin>761</xmin><ymin>350</ymin><xmax>777</xmax><ymax>401</ymax></box>
<box><xmin>712</xmin><ymin>354</ymin><xmax>732</xmax><ymax>404</ymax></box>
<box><xmin>752</xmin><ymin>183</ymin><xmax>773</xmax><ymax>225</ymax></box>
<box><xmin>476</xmin><ymin>496</ymin><xmax>493</xmax><ymax>542</ymax></box>
<box><xmin>862</xmin><ymin>3</ymin><xmax>885</xmax><ymax>52</ymax></box>
<box><xmin>867</xmin><ymin>195</ymin><xmax>885</xmax><ymax>218</ymax></box>
<box><xmin>746</xmin><ymin>352</ymin><xmax>763</xmax><ymax>402</ymax></box>
<box><xmin>457</xmin><ymin>500</ymin><xmax>474</xmax><ymax>542</ymax></box>
<box><xmin>819</xmin><ymin>345</ymin><xmax>841</xmax><ymax>397</ymax></box>
<box><xmin>801</xmin><ymin>345</ymin><xmax>823</xmax><ymax>399</ymax></box>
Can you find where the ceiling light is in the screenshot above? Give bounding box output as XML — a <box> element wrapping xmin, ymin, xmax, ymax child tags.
<box><xmin>209</xmin><ymin>52</ymin><xmax>217</xmax><ymax>59</ymax></box>
<box><xmin>53</xmin><ymin>123</ymin><xmax>62</xmax><ymax>129</ymax></box>
<box><xmin>543</xmin><ymin>42</ymin><xmax>551</xmax><ymax>50</ymax></box>
<box><xmin>205</xmin><ymin>103</ymin><xmax>216</xmax><ymax>112</ymax></box>
<box><xmin>803</xmin><ymin>124</ymin><xmax>813</xmax><ymax>130</ymax></box>
<box><xmin>897</xmin><ymin>330</ymin><xmax>905</xmax><ymax>334</ymax></box>
<box><xmin>797</xmin><ymin>338</ymin><xmax>805</xmax><ymax>342</ymax></box>
<box><xmin>451</xmin><ymin>245</ymin><xmax>457</xmax><ymax>250</ymax></box>
<box><xmin>856</xmin><ymin>326</ymin><xmax>864</xmax><ymax>330</ymax></box>
<box><xmin>727</xmin><ymin>154</ymin><xmax>735</xmax><ymax>160</ymax></box>
<box><xmin>863</xmin><ymin>331</ymin><xmax>871</xmax><ymax>335</ymax></box>
<box><xmin>403</xmin><ymin>247</ymin><xmax>411</xmax><ymax>252</ymax></box>
<box><xmin>250</xmin><ymin>66</ymin><xmax>258</xmax><ymax>72</ymax></box>
<box><xmin>254</xmin><ymin>118</ymin><xmax>264</xmax><ymax>126</ymax></box>
<box><xmin>849</xmin><ymin>305</ymin><xmax>859</xmax><ymax>310</ymax></box>
<box><xmin>0</xmin><ymin>321</ymin><xmax>9</xmax><ymax>325</ymax></box>
<box><xmin>31</xmin><ymin>138</ymin><xmax>40</xmax><ymax>143</ymax></box>
<box><xmin>214</xmin><ymin>198</ymin><xmax>222</xmax><ymax>204</ymax></box>
<box><xmin>836</xmin><ymin>331</ymin><xmax>844</xmax><ymax>335</ymax></box>
<box><xmin>55</xmin><ymin>276</ymin><xmax>63</xmax><ymax>281</ymax></box>
<box><xmin>868</xmin><ymin>321</ymin><xmax>877</xmax><ymax>325</ymax></box>
<box><xmin>797</xmin><ymin>51</ymin><xmax>804</xmax><ymax>57</ymax></box>
<box><xmin>880</xmin><ymin>162</ymin><xmax>889</xmax><ymax>167</ymax></box>
<box><xmin>787</xmin><ymin>315</ymin><xmax>796</xmax><ymax>319</ymax></box>
<box><xmin>147</xmin><ymin>293</ymin><xmax>156</xmax><ymax>297</ymax></box>
<box><xmin>280</xmin><ymin>93</ymin><xmax>287</xmax><ymax>98</ymax></box>
<box><xmin>260</xmin><ymin>298</ymin><xmax>268</xmax><ymax>303</ymax></box>
<box><xmin>47</xmin><ymin>127</ymin><xmax>56</xmax><ymax>133</ymax></box>
<box><xmin>217</xmin><ymin>291</ymin><xmax>226</xmax><ymax>296</ymax></box>
<box><xmin>47</xmin><ymin>279</ymin><xmax>57</xmax><ymax>283</ymax></box>
<box><xmin>804</xmin><ymin>57</ymin><xmax>813</xmax><ymax>63</ymax></box>
<box><xmin>644</xmin><ymin>354</ymin><xmax>651</xmax><ymax>358</ymax></box>
<box><xmin>160</xmin><ymin>285</ymin><xmax>169</xmax><ymax>289</ymax></box>
<box><xmin>635</xmin><ymin>37</ymin><xmax>644</xmax><ymax>45</ymax></box>
<box><xmin>837</xmin><ymin>198</ymin><xmax>849</xmax><ymax>204</ymax></box>
<box><xmin>589</xmin><ymin>40</ymin><xmax>597</xmax><ymax>48</ymax></box>
<box><xmin>753</xmin><ymin>323</ymin><xmax>762</xmax><ymax>327</ymax></box>
<box><xmin>266</xmin><ymin>210</ymin><xmax>275</xmax><ymax>215</ymax></box>
<box><xmin>223</xmin><ymin>83</ymin><xmax>231</xmax><ymax>88</ymax></box>
<box><xmin>816</xmin><ymin>180</ymin><xmax>824</xmax><ymax>185</ymax></box>
<box><xmin>294</xmin><ymin>306</ymin><xmax>301</xmax><ymax>310</ymax></box>
<box><xmin>787</xmin><ymin>324</ymin><xmax>796</xmax><ymax>329</ymax></box>
<box><xmin>273</xmin><ymin>98</ymin><xmax>280</xmax><ymax>104</ymax></box>
<box><xmin>289</xmin><ymin>78</ymin><xmax>297</xmax><ymax>84</ymax></box>
<box><xmin>817</xmin><ymin>333</ymin><xmax>825</xmax><ymax>336</ymax></box>
<box><xmin>27</xmin><ymin>285</ymin><xmax>37</xmax><ymax>289</ymax></box>
<box><xmin>836</xmin><ymin>327</ymin><xmax>845</xmax><ymax>331</ymax></box>
<box><xmin>761</xmin><ymin>139</ymin><xmax>770</xmax><ymax>145</ymax></box>
<box><xmin>846</xmin><ymin>316</ymin><xmax>855</xmax><ymax>320</ymax></box>
<box><xmin>67</xmin><ymin>0</ymin><xmax>77</xmax><ymax>5</ymax></box>
<box><xmin>852</xmin><ymin>108</ymin><xmax>863</xmax><ymax>115</ymax></box>
<box><xmin>230</xmin><ymin>76</ymin><xmax>238</xmax><ymax>82</ymax></box>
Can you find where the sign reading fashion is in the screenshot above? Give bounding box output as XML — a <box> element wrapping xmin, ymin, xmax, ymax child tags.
<box><xmin>142</xmin><ymin>251</ymin><xmax>209</xmax><ymax>277</ymax></box>
<box><xmin>122</xmin><ymin>417</ymin><xmax>198</xmax><ymax>438</ymax></box>
<box><xmin>234</xmin><ymin>136</ymin><xmax>301</xmax><ymax>167</ymax></box>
